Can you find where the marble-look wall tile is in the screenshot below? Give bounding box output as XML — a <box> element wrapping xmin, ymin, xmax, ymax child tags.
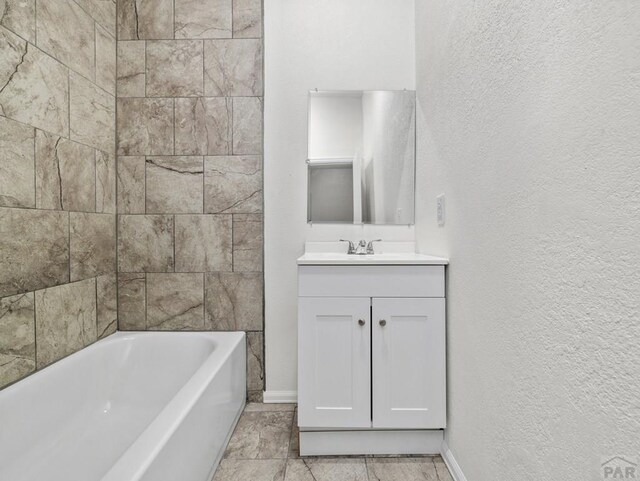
<box><xmin>70</xmin><ymin>213</ymin><xmax>116</xmax><ymax>281</ymax></box>
<box><xmin>146</xmin><ymin>273</ymin><xmax>204</xmax><ymax>330</ymax></box>
<box><xmin>0</xmin><ymin>208</ymin><xmax>69</xmax><ymax>297</ymax></box>
<box><xmin>117</xmin><ymin>98</ymin><xmax>174</xmax><ymax>155</ymax></box>
<box><xmin>247</xmin><ymin>331</ymin><xmax>264</xmax><ymax>391</ymax></box>
<box><xmin>233</xmin><ymin>214</ymin><xmax>263</xmax><ymax>272</ymax></box>
<box><xmin>175</xmin><ymin>0</ymin><xmax>231</xmax><ymax>39</ymax></box>
<box><xmin>0</xmin><ymin>116</ymin><xmax>35</xmax><ymax>208</ymax></box>
<box><xmin>117</xmin><ymin>0</ymin><xmax>174</xmax><ymax>40</ymax></box>
<box><xmin>247</xmin><ymin>390</ymin><xmax>262</xmax><ymax>403</ymax></box>
<box><xmin>146</xmin><ymin>156</ymin><xmax>204</xmax><ymax>213</ymax></box>
<box><xmin>117</xmin><ymin>273</ymin><xmax>146</xmax><ymax>330</ymax></box>
<box><xmin>233</xmin><ymin>97</ymin><xmax>263</xmax><ymax>155</ymax></box>
<box><xmin>35</xmin><ymin>278</ymin><xmax>97</xmax><ymax>368</ymax></box>
<box><xmin>0</xmin><ymin>0</ymin><xmax>36</xmax><ymax>42</ymax></box>
<box><xmin>96</xmin><ymin>24</ymin><xmax>116</xmax><ymax>95</ymax></box>
<box><xmin>75</xmin><ymin>0</ymin><xmax>116</xmax><ymax>35</ymax></box>
<box><xmin>118</xmin><ymin>215</ymin><xmax>174</xmax><ymax>272</ymax></box>
<box><xmin>146</xmin><ymin>40</ymin><xmax>204</xmax><ymax>97</ymax></box>
<box><xmin>117</xmin><ymin>156</ymin><xmax>145</xmax><ymax>213</ymax></box>
<box><xmin>0</xmin><ymin>293</ymin><xmax>35</xmax><ymax>388</ymax></box>
<box><xmin>36</xmin><ymin>0</ymin><xmax>95</xmax><ymax>79</ymax></box>
<box><xmin>204</xmin><ymin>156</ymin><xmax>262</xmax><ymax>213</ymax></box>
<box><xmin>204</xmin><ymin>39</ymin><xmax>262</xmax><ymax>96</ymax></box>
<box><xmin>175</xmin><ymin>215</ymin><xmax>232</xmax><ymax>272</ymax></box>
<box><xmin>205</xmin><ymin>272</ymin><xmax>262</xmax><ymax>330</ymax></box>
<box><xmin>35</xmin><ymin>131</ymin><xmax>96</xmax><ymax>212</ymax></box>
<box><xmin>0</xmin><ymin>28</ymin><xmax>69</xmax><ymax>136</ymax></box>
<box><xmin>70</xmin><ymin>73</ymin><xmax>116</xmax><ymax>152</ymax></box>
<box><xmin>175</xmin><ymin>97</ymin><xmax>232</xmax><ymax>155</ymax></box>
<box><xmin>117</xmin><ymin>41</ymin><xmax>145</xmax><ymax>97</ymax></box>
<box><xmin>96</xmin><ymin>274</ymin><xmax>117</xmax><ymax>338</ymax></box>
<box><xmin>96</xmin><ymin>150</ymin><xmax>116</xmax><ymax>213</ymax></box>
<box><xmin>232</xmin><ymin>0</ymin><xmax>262</xmax><ymax>39</ymax></box>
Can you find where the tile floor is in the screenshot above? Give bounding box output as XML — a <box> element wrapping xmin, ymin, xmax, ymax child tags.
<box><xmin>213</xmin><ymin>403</ymin><xmax>454</xmax><ymax>481</ymax></box>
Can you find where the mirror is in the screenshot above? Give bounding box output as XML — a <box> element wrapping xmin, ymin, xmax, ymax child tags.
<box><xmin>307</xmin><ymin>90</ymin><xmax>415</xmax><ymax>224</ymax></box>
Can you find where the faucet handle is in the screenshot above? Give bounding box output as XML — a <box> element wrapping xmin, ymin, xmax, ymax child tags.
<box><xmin>366</xmin><ymin>239</ymin><xmax>382</xmax><ymax>254</ymax></box>
<box><xmin>339</xmin><ymin>239</ymin><xmax>356</xmax><ymax>254</ymax></box>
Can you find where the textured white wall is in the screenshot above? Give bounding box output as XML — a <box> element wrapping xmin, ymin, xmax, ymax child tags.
<box><xmin>264</xmin><ymin>0</ymin><xmax>416</xmax><ymax>395</ymax></box>
<box><xmin>415</xmin><ymin>1</ymin><xmax>640</xmax><ymax>480</ymax></box>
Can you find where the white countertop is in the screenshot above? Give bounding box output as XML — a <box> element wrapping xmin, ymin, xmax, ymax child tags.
<box><xmin>297</xmin><ymin>242</ymin><xmax>449</xmax><ymax>265</ymax></box>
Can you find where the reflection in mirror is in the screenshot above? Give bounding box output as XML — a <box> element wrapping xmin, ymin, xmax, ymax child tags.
<box><xmin>307</xmin><ymin>90</ymin><xmax>415</xmax><ymax>225</ymax></box>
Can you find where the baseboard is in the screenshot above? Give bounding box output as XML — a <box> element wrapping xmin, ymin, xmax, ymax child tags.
<box><xmin>440</xmin><ymin>441</ymin><xmax>469</xmax><ymax>481</ymax></box>
<box><xmin>262</xmin><ymin>390</ymin><xmax>298</xmax><ymax>403</ymax></box>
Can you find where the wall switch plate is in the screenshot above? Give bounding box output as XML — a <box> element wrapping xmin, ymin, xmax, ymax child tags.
<box><xmin>436</xmin><ymin>194</ymin><xmax>445</xmax><ymax>226</ymax></box>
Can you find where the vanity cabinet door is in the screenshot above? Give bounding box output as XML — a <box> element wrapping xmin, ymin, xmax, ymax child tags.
<box><xmin>372</xmin><ymin>298</ymin><xmax>446</xmax><ymax>429</ymax></box>
<box><xmin>298</xmin><ymin>297</ymin><xmax>371</xmax><ymax>428</ymax></box>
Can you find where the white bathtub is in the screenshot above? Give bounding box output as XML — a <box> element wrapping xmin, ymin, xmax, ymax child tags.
<box><xmin>0</xmin><ymin>331</ymin><xmax>246</xmax><ymax>481</ymax></box>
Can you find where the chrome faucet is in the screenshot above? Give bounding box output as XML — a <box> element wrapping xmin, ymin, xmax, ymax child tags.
<box><xmin>339</xmin><ymin>239</ymin><xmax>382</xmax><ymax>255</ymax></box>
<box><xmin>366</xmin><ymin>239</ymin><xmax>382</xmax><ymax>254</ymax></box>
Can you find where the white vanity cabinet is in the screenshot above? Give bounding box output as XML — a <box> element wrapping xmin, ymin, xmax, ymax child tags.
<box><xmin>297</xmin><ymin>250</ymin><xmax>448</xmax><ymax>456</ymax></box>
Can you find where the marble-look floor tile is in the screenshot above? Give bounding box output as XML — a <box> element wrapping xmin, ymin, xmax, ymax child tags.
<box><xmin>175</xmin><ymin>215</ymin><xmax>232</xmax><ymax>272</ymax></box>
<box><xmin>70</xmin><ymin>73</ymin><xmax>116</xmax><ymax>153</ymax></box>
<box><xmin>434</xmin><ymin>456</ymin><xmax>454</xmax><ymax>481</ymax></box>
<box><xmin>36</xmin><ymin>0</ymin><xmax>95</xmax><ymax>79</ymax></box>
<box><xmin>175</xmin><ymin>97</ymin><xmax>232</xmax><ymax>155</ymax></box>
<box><xmin>96</xmin><ymin>150</ymin><xmax>116</xmax><ymax>213</ymax></box>
<box><xmin>0</xmin><ymin>116</ymin><xmax>35</xmax><ymax>208</ymax></box>
<box><xmin>70</xmin><ymin>213</ymin><xmax>116</xmax><ymax>281</ymax></box>
<box><xmin>204</xmin><ymin>39</ymin><xmax>262</xmax><ymax>96</ymax></box>
<box><xmin>0</xmin><ymin>0</ymin><xmax>36</xmax><ymax>42</ymax></box>
<box><xmin>74</xmin><ymin>0</ymin><xmax>116</xmax><ymax>35</ymax></box>
<box><xmin>233</xmin><ymin>0</ymin><xmax>262</xmax><ymax>39</ymax></box>
<box><xmin>146</xmin><ymin>156</ymin><xmax>204</xmax><ymax>213</ymax></box>
<box><xmin>96</xmin><ymin>24</ymin><xmax>116</xmax><ymax>95</ymax></box>
<box><xmin>117</xmin><ymin>0</ymin><xmax>174</xmax><ymax>40</ymax></box>
<box><xmin>285</xmin><ymin>458</ymin><xmax>368</xmax><ymax>481</ymax></box>
<box><xmin>117</xmin><ymin>98</ymin><xmax>174</xmax><ymax>155</ymax></box>
<box><xmin>117</xmin><ymin>41</ymin><xmax>145</xmax><ymax>97</ymax></box>
<box><xmin>175</xmin><ymin>0</ymin><xmax>231</xmax><ymax>39</ymax></box>
<box><xmin>146</xmin><ymin>40</ymin><xmax>204</xmax><ymax>97</ymax></box>
<box><xmin>117</xmin><ymin>273</ymin><xmax>146</xmax><ymax>330</ymax></box>
<box><xmin>35</xmin><ymin>278</ymin><xmax>97</xmax><ymax>368</ymax></box>
<box><xmin>247</xmin><ymin>331</ymin><xmax>264</xmax><ymax>392</ymax></box>
<box><xmin>244</xmin><ymin>403</ymin><xmax>296</xmax><ymax>412</ymax></box>
<box><xmin>117</xmin><ymin>156</ymin><xmax>145</xmax><ymax>213</ymax></box>
<box><xmin>232</xmin><ymin>97</ymin><xmax>263</xmax><ymax>155</ymax></box>
<box><xmin>204</xmin><ymin>156</ymin><xmax>262</xmax><ymax>214</ymax></box>
<box><xmin>96</xmin><ymin>274</ymin><xmax>117</xmax><ymax>339</ymax></box>
<box><xmin>146</xmin><ymin>273</ymin><xmax>204</xmax><ymax>330</ymax></box>
<box><xmin>0</xmin><ymin>208</ymin><xmax>69</xmax><ymax>298</ymax></box>
<box><xmin>224</xmin><ymin>411</ymin><xmax>293</xmax><ymax>459</ymax></box>
<box><xmin>213</xmin><ymin>459</ymin><xmax>285</xmax><ymax>481</ymax></box>
<box><xmin>366</xmin><ymin>458</ymin><xmax>441</xmax><ymax>481</ymax></box>
<box><xmin>118</xmin><ymin>215</ymin><xmax>174</xmax><ymax>272</ymax></box>
<box><xmin>0</xmin><ymin>293</ymin><xmax>35</xmax><ymax>388</ymax></box>
<box><xmin>35</xmin><ymin>131</ymin><xmax>95</xmax><ymax>212</ymax></box>
<box><xmin>233</xmin><ymin>214</ymin><xmax>263</xmax><ymax>271</ymax></box>
<box><xmin>205</xmin><ymin>272</ymin><xmax>262</xmax><ymax>331</ymax></box>
<box><xmin>0</xmin><ymin>28</ymin><xmax>68</xmax><ymax>136</ymax></box>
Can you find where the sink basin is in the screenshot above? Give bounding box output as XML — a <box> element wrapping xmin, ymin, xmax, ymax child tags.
<box><xmin>297</xmin><ymin>252</ymin><xmax>449</xmax><ymax>266</ymax></box>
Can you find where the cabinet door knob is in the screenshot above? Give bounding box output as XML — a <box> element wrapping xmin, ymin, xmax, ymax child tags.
<box><xmin>379</xmin><ymin>319</ymin><xmax>387</xmax><ymax>327</ymax></box>
<box><xmin>358</xmin><ymin>319</ymin><xmax>365</xmax><ymax>326</ymax></box>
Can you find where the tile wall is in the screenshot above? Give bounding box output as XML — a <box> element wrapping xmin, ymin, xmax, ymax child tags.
<box><xmin>0</xmin><ymin>0</ymin><xmax>117</xmax><ymax>388</ymax></box>
<box><xmin>115</xmin><ymin>0</ymin><xmax>264</xmax><ymax>400</ymax></box>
